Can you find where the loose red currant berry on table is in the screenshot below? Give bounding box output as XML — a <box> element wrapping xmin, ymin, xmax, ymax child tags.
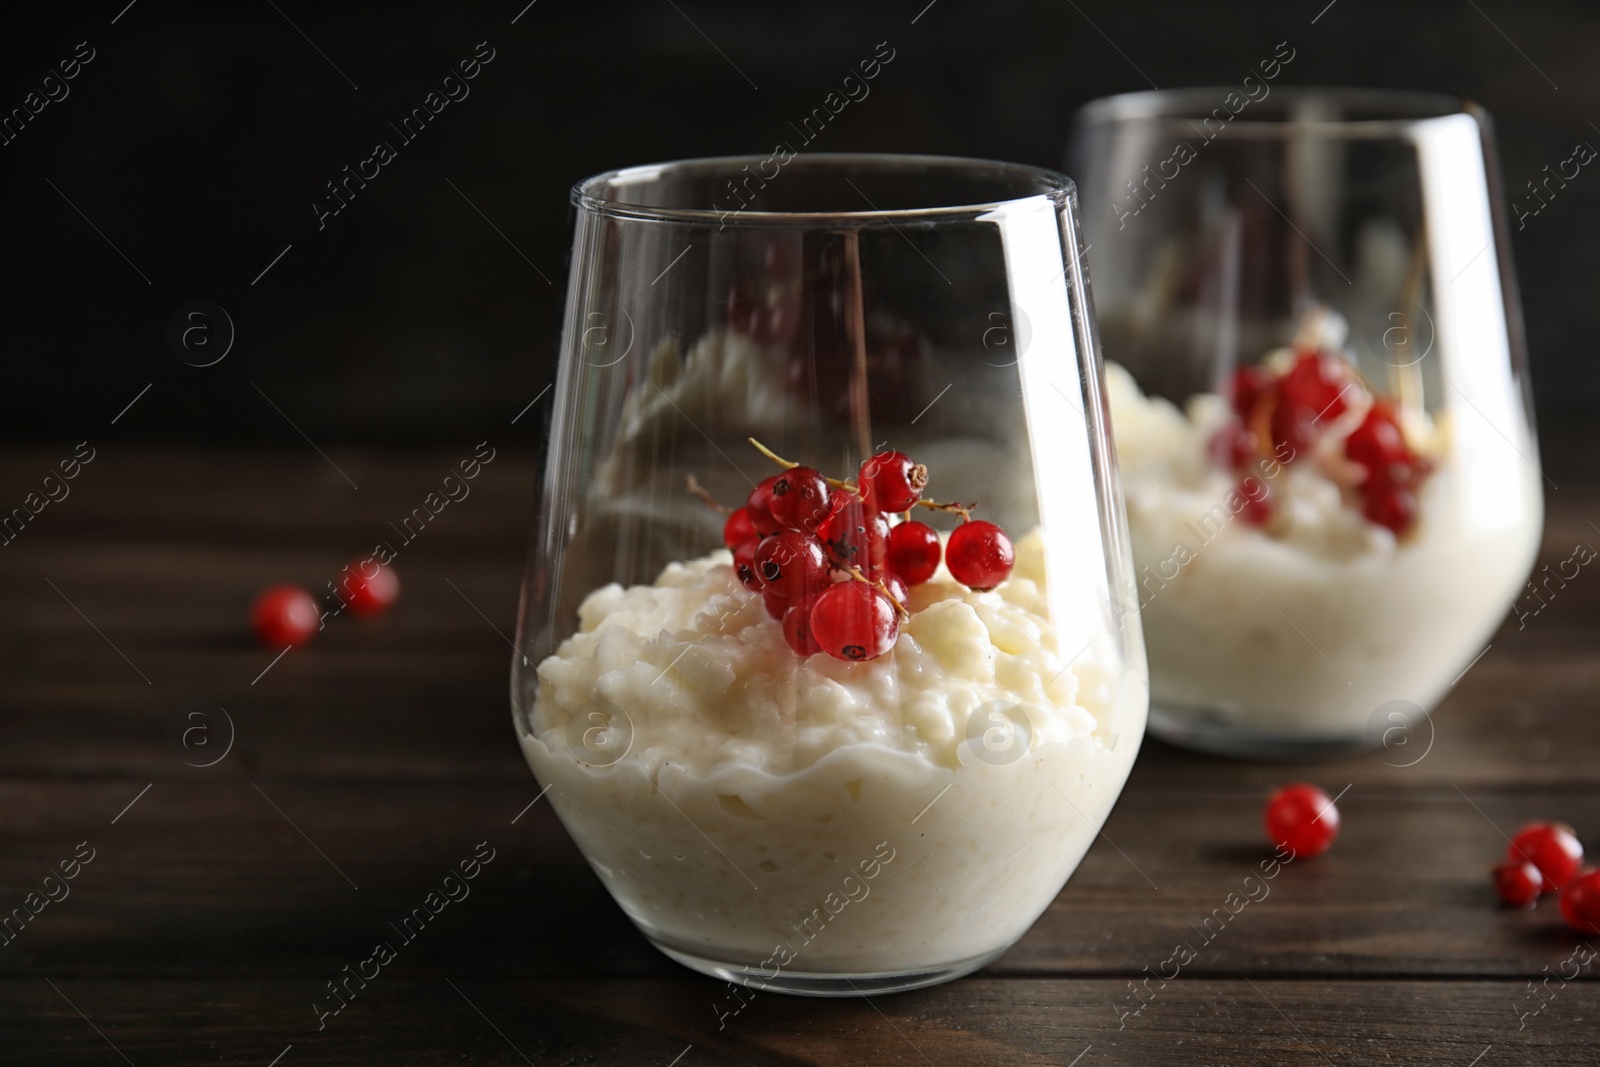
<box><xmin>1561</xmin><ymin>868</ymin><xmax>1600</xmax><ymax>934</ymax></box>
<box><xmin>823</xmin><ymin>497</ymin><xmax>890</xmax><ymax>572</ymax></box>
<box><xmin>723</xmin><ymin>506</ymin><xmax>757</xmax><ymax>551</ymax></box>
<box><xmin>746</xmin><ymin>475</ymin><xmax>784</xmax><ymax>537</ymax></box>
<box><xmin>1509</xmin><ymin>821</ymin><xmax>1584</xmax><ymax>891</ymax></box>
<box><xmin>885</xmin><ymin>520</ymin><xmax>942</xmax><ymax>585</ymax></box>
<box><xmin>733</xmin><ymin>539</ymin><xmax>763</xmax><ymax>592</ymax></box>
<box><xmin>1492</xmin><ymin>860</ymin><xmax>1544</xmax><ymax>908</ymax></box>
<box><xmin>781</xmin><ymin>604</ymin><xmax>822</xmax><ymax>656</ymax></box>
<box><xmin>945</xmin><ymin>520</ymin><xmax>1015</xmax><ymax>591</ymax></box>
<box><xmin>341</xmin><ymin>558</ymin><xmax>399</xmax><ymax>617</ymax></box>
<box><xmin>251</xmin><ymin>585</ymin><xmax>319</xmax><ymax>649</ymax></box>
<box><xmin>810</xmin><ymin>581</ymin><xmax>898</xmax><ymax>661</ymax></box>
<box><xmin>768</xmin><ymin>466</ymin><xmax>832</xmax><ymax>534</ymax></box>
<box><xmin>857</xmin><ymin>451</ymin><xmax>928</xmax><ymax>513</ymax></box>
<box><xmin>1264</xmin><ymin>782</ymin><xmax>1340</xmax><ymax>857</ymax></box>
<box><xmin>754</xmin><ymin>531</ymin><xmax>830</xmax><ymax>599</ymax></box>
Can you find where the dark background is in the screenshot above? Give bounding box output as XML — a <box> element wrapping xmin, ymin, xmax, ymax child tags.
<box><xmin>2</xmin><ymin>0</ymin><xmax>1594</xmax><ymax>469</ymax></box>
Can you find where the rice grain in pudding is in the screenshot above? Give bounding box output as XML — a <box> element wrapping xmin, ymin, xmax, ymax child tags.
<box><xmin>521</xmin><ymin>529</ymin><xmax>1145</xmax><ymax>975</ymax></box>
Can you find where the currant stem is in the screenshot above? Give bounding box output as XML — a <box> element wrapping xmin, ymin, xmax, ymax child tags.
<box><xmin>747</xmin><ymin>438</ymin><xmax>857</xmax><ymax>492</ymax></box>
<box><xmin>684</xmin><ymin>474</ymin><xmax>731</xmax><ymax>514</ymax></box>
<box><xmin>747</xmin><ymin>437</ymin><xmax>973</xmax><ymax>517</ymax></box>
<box><xmin>849</xmin><ymin>566</ymin><xmax>911</xmax><ymax>620</ymax></box>
<box><xmin>913</xmin><ymin>498</ymin><xmax>974</xmax><ymax>522</ymax></box>
<box><xmin>746</xmin><ymin>437</ymin><xmax>796</xmax><ymax>469</ymax></box>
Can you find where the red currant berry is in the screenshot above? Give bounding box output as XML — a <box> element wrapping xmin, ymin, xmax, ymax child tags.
<box><xmin>1508</xmin><ymin>821</ymin><xmax>1584</xmax><ymax>891</ymax></box>
<box><xmin>1281</xmin><ymin>350</ymin><xmax>1354</xmax><ymax>425</ymax></box>
<box><xmin>1268</xmin><ymin>351</ymin><xmax>1354</xmax><ymax>460</ymax></box>
<box><xmin>879</xmin><ymin>571</ymin><xmax>909</xmax><ymax>612</ymax></box>
<box><xmin>1345</xmin><ymin>403</ymin><xmax>1411</xmax><ymax>477</ymax></box>
<box><xmin>251</xmin><ymin>585</ymin><xmax>319</xmax><ymax>649</ymax></box>
<box><xmin>1361</xmin><ymin>480</ymin><xmax>1417</xmax><ymax>535</ymax></box>
<box><xmin>341</xmin><ymin>558</ymin><xmax>399</xmax><ymax>617</ymax></box>
<box><xmin>814</xmin><ymin>488</ymin><xmax>851</xmax><ymax>529</ymax></box>
<box><xmin>945</xmin><ymin>520</ymin><xmax>1015</xmax><ymax>591</ymax></box>
<box><xmin>723</xmin><ymin>507</ymin><xmax>757</xmax><ymax>551</ymax></box>
<box><xmin>763</xmin><ymin>587</ymin><xmax>789</xmax><ymax>619</ymax></box>
<box><xmin>810</xmin><ymin>581</ymin><xmax>897</xmax><ymax>662</ymax></box>
<box><xmin>1560</xmin><ymin>868</ymin><xmax>1600</xmax><ymax>934</ymax></box>
<box><xmin>1207</xmin><ymin>421</ymin><xmax>1258</xmax><ymax>470</ymax></box>
<box><xmin>1227</xmin><ymin>364</ymin><xmax>1276</xmax><ymax>420</ymax></box>
<box><xmin>823</xmin><ymin>497</ymin><xmax>889</xmax><ymax>572</ymax></box>
<box><xmin>768</xmin><ymin>466</ymin><xmax>832</xmax><ymax>533</ymax></box>
<box><xmin>732</xmin><ymin>539</ymin><xmax>763</xmax><ymax>592</ymax></box>
<box><xmin>1238</xmin><ymin>479</ymin><xmax>1274</xmax><ymax>527</ymax></box>
<box><xmin>1492</xmin><ymin>860</ymin><xmax>1544</xmax><ymax>908</ymax></box>
<box><xmin>781</xmin><ymin>604</ymin><xmax>822</xmax><ymax>656</ymax></box>
<box><xmin>754</xmin><ymin>531</ymin><xmax>829</xmax><ymax>599</ymax></box>
<box><xmin>1269</xmin><ymin>402</ymin><xmax>1316</xmax><ymax>462</ymax></box>
<box><xmin>746</xmin><ymin>475</ymin><xmax>784</xmax><ymax>537</ymax></box>
<box><xmin>857</xmin><ymin>451</ymin><xmax>928</xmax><ymax>513</ymax></box>
<box><xmin>1264</xmin><ymin>782</ymin><xmax>1340</xmax><ymax>857</ymax></box>
<box><xmin>886</xmin><ymin>521</ymin><xmax>941</xmax><ymax>585</ymax></box>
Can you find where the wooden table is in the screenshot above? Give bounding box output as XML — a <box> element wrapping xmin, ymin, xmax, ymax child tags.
<box><xmin>3</xmin><ymin>448</ymin><xmax>1596</xmax><ymax>1065</ymax></box>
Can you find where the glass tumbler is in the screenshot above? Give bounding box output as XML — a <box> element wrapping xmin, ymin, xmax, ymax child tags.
<box><xmin>1070</xmin><ymin>89</ymin><xmax>1543</xmax><ymax>758</ymax></box>
<box><xmin>510</xmin><ymin>154</ymin><xmax>1148</xmax><ymax>995</ymax></box>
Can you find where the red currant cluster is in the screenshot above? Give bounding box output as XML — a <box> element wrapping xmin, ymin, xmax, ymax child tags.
<box><xmin>1344</xmin><ymin>400</ymin><xmax>1432</xmax><ymax>535</ymax></box>
<box><xmin>1212</xmin><ymin>350</ymin><xmax>1431</xmax><ymax>534</ymax></box>
<box><xmin>717</xmin><ymin>442</ymin><xmax>1015</xmax><ymax>662</ymax></box>
<box><xmin>1491</xmin><ymin>821</ymin><xmax>1600</xmax><ymax>931</ymax></box>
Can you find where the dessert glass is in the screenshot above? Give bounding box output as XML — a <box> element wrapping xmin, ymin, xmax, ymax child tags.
<box><xmin>1070</xmin><ymin>89</ymin><xmax>1543</xmax><ymax>758</ymax></box>
<box><xmin>510</xmin><ymin>155</ymin><xmax>1148</xmax><ymax>995</ymax></box>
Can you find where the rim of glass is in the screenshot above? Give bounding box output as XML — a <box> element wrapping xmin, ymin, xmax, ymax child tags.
<box><xmin>1076</xmin><ymin>86</ymin><xmax>1486</xmax><ymax>138</ymax></box>
<box><xmin>571</xmin><ymin>152</ymin><xmax>1076</xmax><ymax>225</ymax></box>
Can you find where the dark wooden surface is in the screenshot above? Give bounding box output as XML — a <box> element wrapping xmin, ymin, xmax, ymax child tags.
<box><xmin>2</xmin><ymin>447</ymin><xmax>1598</xmax><ymax>1065</ymax></box>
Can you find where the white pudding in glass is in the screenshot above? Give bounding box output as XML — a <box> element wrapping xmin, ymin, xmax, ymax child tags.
<box><xmin>521</xmin><ymin>529</ymin><xmax>1144</xmax><ymax>976</ymax></box>
<box><xmin>1104</xmin><ymin>361</ymin><xmax>1541</xmax><ymax>745</ymax></box>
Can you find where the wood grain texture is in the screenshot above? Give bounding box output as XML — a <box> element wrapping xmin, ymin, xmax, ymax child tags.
<box><xmin>1</xmin><ymin>452</ymin><xmax>1596</xmax><ymax>1064</ymax></box>
<box><xmin>1</xmin><ymin>978</ymin><xmax>1596</xmax><ymax>1066</ymax></box>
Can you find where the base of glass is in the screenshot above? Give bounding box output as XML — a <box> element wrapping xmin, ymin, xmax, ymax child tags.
<box><xmin>1148</xmin><ymin>703</ymin><xmax>1373</xmax><ymax>761</ymax></box>
<box><xmin>651</xmin><ymin>939</ymin><xmax>1012</xmax><ymax>997</ymax></box>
